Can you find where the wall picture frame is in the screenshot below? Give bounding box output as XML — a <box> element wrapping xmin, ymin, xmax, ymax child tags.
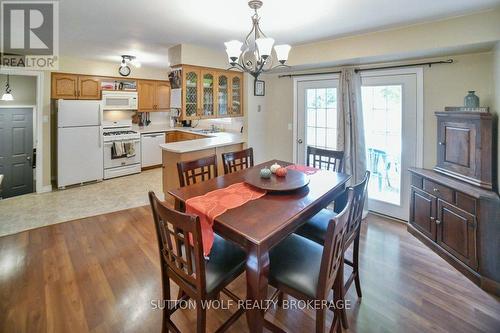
<box><xmin>254</xmin><ymin>79</ymin><xmax>265</xmax><ymax>96</ymax></box>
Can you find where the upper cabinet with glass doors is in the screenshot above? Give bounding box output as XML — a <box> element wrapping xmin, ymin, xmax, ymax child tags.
<box><xmin>176</xmin><ymin>65</ymin><xmax>244</xmax><ymax>120</ymax></box>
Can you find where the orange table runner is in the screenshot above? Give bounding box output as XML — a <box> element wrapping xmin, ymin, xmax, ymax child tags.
<box><xmin>185</xmin><ymin>182</ymin><xmax>266</xmax><ymax>256</ymax></box>
<box><xmin>286</xmin><ymin>164</ymin><xmax>320</xmax><ymax>175</ymax></box>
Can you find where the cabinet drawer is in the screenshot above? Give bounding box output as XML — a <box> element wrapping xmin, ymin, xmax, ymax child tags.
<box><xmin>423</xmin><ymin>179</ymin><xmax>454</xmax><ymax>203</ymax></box>
<box><xmin>456</xmin><ymin>192</ymin><xmax>477</xmax><ymax>215</ymax></box>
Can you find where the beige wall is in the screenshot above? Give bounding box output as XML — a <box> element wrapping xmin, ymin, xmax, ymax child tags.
<box><xmin>289</xmin><ymin>8</ymin><xmax>500</xmax><ymax>67</ymax></box>
<box><xmin>256</xmin><ymin>52</ymin><xmax>494</xmax><ymax>169</ymax></box>
<box><xmin>0</xmin><ymin>74</ymin><xmax>36</xmax><ymax>106</ymax></box>
<box><xmin>42</xmin><ymin>57</ymin><xmax>169</xmax><ymax>187</ymax></box>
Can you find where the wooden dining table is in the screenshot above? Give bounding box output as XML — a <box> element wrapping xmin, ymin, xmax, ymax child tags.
<box><xmin>168</xmin><ymin>160</ymin><xmax>350</xmax><ymax>333</ymax></box>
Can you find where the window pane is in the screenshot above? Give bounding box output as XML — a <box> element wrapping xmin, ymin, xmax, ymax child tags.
<box><xmin>307</xmin><ymin>127</ymin><xmax>316</xmax><ymax>147</ymax></box>
<box><xmin>326</xmin><ymin>108</ymin><xmax>337</xmax><ymax>128</ymax></box>
<box><xmin>317</xmin><ymin>108</ymin><xmax>326</xmax><ymax>127</ymax></box>
<box><xmin>326</xmin><ymin>130</ymin><xmax>337</xmax><ymax>149</ymax></box>
<box><xmin>361</xmin><ymin>85</ymin><xmax>402</xmax><ymax>206</ymax></box>
<box><xmin>307</xmin><ymin>108</ymin><xmax>316</xmax><ymax>127</ymax></box>
<box><xmin>326</xmin><ymin>88</ymin><xmax>337</xmax><ymax>108</ymax></box>
<box><xmin>316</xmin><ymin>128</ymin><xmax>326</xmax><ymax>147</ymax></box>
<box><xmin>307</xmin><ymin>89</ymin><xmax>316</xmax><ymax>108</ymax></box>
<box><xmin>316</xmin><ymin>89</ymin><xmax>326</xmax><ymax>108</ymax></box>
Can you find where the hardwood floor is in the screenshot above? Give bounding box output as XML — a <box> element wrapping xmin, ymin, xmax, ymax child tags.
<box><xmin>1</xmin><ymin>207</ymin><xmax>499</xmax><ymax>332</ymax></box>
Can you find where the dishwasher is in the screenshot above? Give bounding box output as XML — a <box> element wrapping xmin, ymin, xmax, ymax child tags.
<box><xmin>141</xmin><ymin>132</ymin><xmax>165</xmax><ymax>168</ymax></box>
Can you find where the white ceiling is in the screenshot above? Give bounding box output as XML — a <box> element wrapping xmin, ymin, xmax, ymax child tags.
<box><xmin>60</xmin><ymin>0</ymin><xmax>500</xmax><ymax>68</ymax></box>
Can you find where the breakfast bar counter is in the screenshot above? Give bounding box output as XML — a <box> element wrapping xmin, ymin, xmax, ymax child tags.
<box><xmin>161</xmin><ymin>131</ymin><xmax>245</xmax><ymax>195</ymax></box>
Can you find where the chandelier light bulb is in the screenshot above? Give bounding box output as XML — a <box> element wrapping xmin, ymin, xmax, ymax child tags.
<box><xmin>274</xmin><ymin>44</ymin><xmax>291</xmax><ymax>63</ymax></box>
<box><xmin>120</xmin><ymin>59</ymin><xmax>127</xmax><ymax>67</ymax></box>
<box><xmin>255</xmin><ymin>37</ymin><xmax>274</xmax><ymax>58</ymax></box>
<box><xmin>225</xmin><ymin>40</ymin><xmax>243</xmax><ymax>62</ymax></box>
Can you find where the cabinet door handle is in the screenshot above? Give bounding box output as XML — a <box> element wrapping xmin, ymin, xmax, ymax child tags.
<box><xmin>435</xmin><ymin>219</ymin><xmax>441</xmax><ymax>225</ymax></box>
<box><xmin>438</xmin><ymin>142</ymin><xmax>446</xmax><ymax>146</ymax></box>
<box><xmin>430</xmin><ymin>217</ymin><xmax>435</xmax><ymax>222</ymax></box>
<box><xmin>433</xmin><ymin>188</ymin><xmax>440</xmax><ymax>193</ymax></box>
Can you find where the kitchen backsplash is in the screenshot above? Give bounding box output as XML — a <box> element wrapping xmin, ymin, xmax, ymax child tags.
<box><xmin>102</xmin><ymin>110</ymin><xmax>243</xmax><ymax>132</ymax></box>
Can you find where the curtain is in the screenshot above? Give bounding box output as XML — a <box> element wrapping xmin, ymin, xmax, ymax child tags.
<box><xmin>337</xmin><ymin>68</ymin><xmax>367</xmax><ymax>184</ymax></box>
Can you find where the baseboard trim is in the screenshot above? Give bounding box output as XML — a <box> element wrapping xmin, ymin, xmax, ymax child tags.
<box><xmin>39</xmin><ymin>185</ymin><xmax>52</xmax><ymax>193</ymax></box>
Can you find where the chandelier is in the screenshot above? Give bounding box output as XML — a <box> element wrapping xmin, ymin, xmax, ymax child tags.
<box><xmin>225</xmin><ymin>0</ymin><xmax>291</xmax><ymax>79</ymax></box>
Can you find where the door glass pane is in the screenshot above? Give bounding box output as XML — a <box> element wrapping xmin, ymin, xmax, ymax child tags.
<box><xmin>305</xmin><ymin>88</ymin><xmax>338</xmax><ymax>150</ymax></box>
<box><xmin>218</xmin><ymin>75</ymin><xmax>228</xmax><ymax>116</ymax></box>
<box><xmin>362</xmin><ymin>85</ymin><xmax>402</xmax><ymax>205</ymax></box>
<box><xmin>202</xmin><ymin>73</ymin><xmax>214</xmax><ymax>116</ymax></box>
<box><xmin>185</xmin><ymin>71</ymin><xmax>198</xmax><ymax>117</ymax></box>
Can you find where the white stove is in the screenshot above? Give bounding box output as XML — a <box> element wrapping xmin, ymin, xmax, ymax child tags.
<box><xmin>102</xmin><ymin>120</ymin><xmax>141</xmax><ymax>179</ymax></box>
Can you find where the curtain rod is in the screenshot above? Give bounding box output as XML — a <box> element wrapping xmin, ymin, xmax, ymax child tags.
<box><xmin>278</xmin><ymin>59</ymin><xmax>454</xmax><ymax>78</ymax></box>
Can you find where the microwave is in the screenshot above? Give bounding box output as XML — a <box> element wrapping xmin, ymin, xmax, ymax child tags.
<box><xmin>102</xmin><ymin>91</ymin><xmax>138</xmax><ymax>111</ymax></box>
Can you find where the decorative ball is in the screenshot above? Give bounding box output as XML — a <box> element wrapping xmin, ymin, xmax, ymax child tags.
<box><xmin>276</xmin><ymin>167</ymin><xmax>288</xmax><ymax>177</ymax></box>
<box><xmin>260</xmin><ymin>167</ymin><xmax>272</xmax><ymax>179</ymax></box>
<box><xmin>270</xmin><ymin>163</ymin><xmax>282</xmax><ymax>174</ymax></box>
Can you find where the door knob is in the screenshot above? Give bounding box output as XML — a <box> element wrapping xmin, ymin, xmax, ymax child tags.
<box><xmin>297</xmin><ymin>139</ymin><xmax>303</xmax><ymax>144</ymax></box>
<box><xmin>26</xmin><ymin>156</ymin><xmax>31</xmax><ymax>160</ymax></box>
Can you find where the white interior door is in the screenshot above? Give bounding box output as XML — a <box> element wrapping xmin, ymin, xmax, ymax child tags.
<box><xmin>296</xmin><ymin>77</ymin><xmax>339</xmax><ymax>163</ymax></box>
<box><xmin>361</xmin><ymin>70</ymin><xmax>421</xmax><ymax>221</ymax></box>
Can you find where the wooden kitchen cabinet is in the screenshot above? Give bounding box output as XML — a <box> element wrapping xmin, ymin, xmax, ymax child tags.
<box><xmin>78</xmin><ymin>76</ymin><xmax>101</xmax><ymax>99</ymax></box>
<box><xmin>174</xmin><ymin>65</ymin><xmax>244</xmax><ymax>120</ymax></box>
<box><xmin>409</xmin><ymin>186</ymin><xmax>437</xmax><ymax>241</ymax></box>
<box><xmin>229</xmin><ymin>72</ymin><xmax>243</xmax><ymax>116</ymax></box>
<box><xmin>52</xmin><ymin>73</ymin><xmax>78</xmax><ymax>99</ymax></box>
<box><xmin>138</xmin><ymin>80</ymin><xmax>171</xmax><ymax>112</ymax></box>
<box><xmin>165</xmin><ymin>131</ymin><xmax>206</xmax><ymax>143</ymax></box>
<box><xmin>51</xmin><ymin>73</ymin><xmax>101</xmax><ymax>100</ymax></box>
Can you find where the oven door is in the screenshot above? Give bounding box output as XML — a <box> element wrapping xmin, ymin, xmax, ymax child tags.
<box><xmin>104</xmin><ymin>139</ymin><xmax>141</xmax><ymax>169</ymax></box>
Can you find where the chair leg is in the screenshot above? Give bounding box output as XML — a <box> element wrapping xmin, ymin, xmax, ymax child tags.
<box><xmin>353</xmin><ymin>234</ymin><xmax>362</xmax><ymax>298</ymax></box>
<box><xmin>277</xmin><ymin>291</ymin><xmax>284</xmax><ymax>307</ymax></box>
<box><xmin>177</xmin><ymin>288</ymin><xmax>186</xmax><ymax>300</ymax></box>
<box><xmin>336</xmin><ymin>257</ymin><xmax>349</xmax><ymax>329</ymax></box>
<box><xmin>196</xmin><ymin>301</ymin><xmax>206</xmax><ymax>333</ymax></box>
<box><xmin>316</xmin><ymin>308</ymin><xmax>326</xmax><ymax>333</ymax></box>
<box><xmin>162</xmin><ymin>278</ymin><xmax>172</xmax><ymax>333</ymax></box>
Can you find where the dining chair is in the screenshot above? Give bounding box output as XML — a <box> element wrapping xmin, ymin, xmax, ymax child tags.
<box><xmin>148</xmin><ymin>191</ymin><xmax>246</xmax><ymax>333</ymax></box>
<box><xmin>294</xmin><ymin>171</ymin><xmax>370</xmax><ymax>328</ymax></box>
<box><xmin>177</xmin><ymin>155</ymin><xmax>218</xmax><ymax>187</ymax></box>
<box><xmin>306</xmin><ymin>146</ymin><xmax>345</xmax><ymax>172</ymax></box>
<box><xmin>268</xmin><ymin>190</ymin><xmax>354</xmax><ymax>333</ymax></box>
<box><xmin>221</xmin><ymin>147</ymin><xmax>254</xmax><ymax>174</ymax></box>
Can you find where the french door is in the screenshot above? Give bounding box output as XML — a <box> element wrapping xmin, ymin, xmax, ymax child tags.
<box><xmin>295</xmin><ymin>77</ymin><xmax>339</xmax><ymax>163</ymax></box>
<box><xmin>295</xmin><ymin>71</ymin><xmax>421</xmax><ymax>221</ymax></box>
<box><xmin>361</xmin><ymin>70</ymin><xmax>421</xmax><ymax>220</ymax></box>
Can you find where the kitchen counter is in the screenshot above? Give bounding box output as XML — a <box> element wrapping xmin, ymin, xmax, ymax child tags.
<box><xmin>160</xmin><ymin>131</ymin><xmax>245</xmax><ymax>193</ymax></box>
<box><xmin>160</xmin><ymin>131</ymin><xmax>244</xmax><ymax>153</ymax></box>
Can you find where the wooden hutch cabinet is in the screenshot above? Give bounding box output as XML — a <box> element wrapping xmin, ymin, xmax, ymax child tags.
<box><xmin>408</xmin><ymin>111</ymin><xmax>500</xmax><ymax>296</ymax></box>
<box><xmin>174</xmin><ymin>65</ymin><xmax>244</xmax><ymax>120</ymax></box>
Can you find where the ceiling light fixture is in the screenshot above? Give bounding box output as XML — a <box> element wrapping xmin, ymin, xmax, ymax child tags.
<box><xmin>119</xmin><ymin>55</ymin><xmax>141</xmax><ymax>76</ymax></box>
<box><xmin>225</xmin><ymin>0</ymin><xmax>291</xmax><ymax>80</ymax></box>
<box><xmin>1</xmin><ymin>75</ymin><xmax>14</xmax><ymax>101</ymax></box>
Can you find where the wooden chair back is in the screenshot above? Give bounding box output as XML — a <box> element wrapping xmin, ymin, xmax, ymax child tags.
<box><xmin>148</xmin><ymin>191</ymin><xmax>206</xmax><ymax>297</ymax></box>
<box><xmin>317</xmin><ymin>189</ymin><xmax>354</xmax><ymax>297</ymax></box>
<box><xmin>306</xmin><ymin>146</ymin><xmax>345</xmax><ymax>172</ymax></box>
<box><xmin>345</xmin><ymin>171</ymin><xmax>370</xmax><ymax>242</ymax></box>
<box><xmin>177</xmin><ymin>155</ymin><xmax>218</xmax><ymax>187</ymax></box>
<box><xmin>222</xmin><ymin>147</ymin><xmax>254</xmax><ymax>174</ymax></box>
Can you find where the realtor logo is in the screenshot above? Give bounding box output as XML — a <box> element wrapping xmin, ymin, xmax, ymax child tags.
<box><xmin>1</xmin><ymin>1</ymin><xmax>59</xmax><ymax>69</ymax></box>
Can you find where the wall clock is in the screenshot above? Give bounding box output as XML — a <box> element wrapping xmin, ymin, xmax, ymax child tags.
<box><xmin>119</xmin><ymin>65</ymin><xmax>131</xmax><ymax>77</ymax></box>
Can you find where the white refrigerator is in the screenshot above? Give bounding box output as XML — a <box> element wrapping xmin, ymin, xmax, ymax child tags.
<box><xmin>57</xmin><ymin>100</ymin><xmax>103</xmax><ymax>188</ymax></box>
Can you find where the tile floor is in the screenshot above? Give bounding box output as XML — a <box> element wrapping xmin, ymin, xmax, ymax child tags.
<box><xmin>0</xmin><ymin>168</ymin><xmax>164</xmax><ymax>237</ymax></box>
